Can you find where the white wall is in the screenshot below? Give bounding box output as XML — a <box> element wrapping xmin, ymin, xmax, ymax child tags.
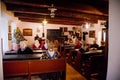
<box><xmin>0</xmin><ymin>1</ymin><xmax>4</xmax><ymax>80</ymax></box>
<box><xmin>82</xmin><ymin>20</ymin><xmax>106</xmax><ymax>45</ymax></box>
<box><xmin>107</xmin><ymin>0</ymin><xmax>120</xmax><ymax>80</ymax></box>
<box><xmin>1</xmin><ymin>2</ymin><xmax>19</xmax><ymax>53</ymax></box>
<box><xmin>1</xmin><ymin>0</ymin><xmax>120</xmax><ymax>80</ymax></box>
<box><xmin>0</xmin><ymin>29</ymin><xmax>4</xmax><ymax>80</ymax></box>
<box><xmin>17</xmin><ymin>21</ymin><xmax>79</xmax><ymax>46</ymax></box>
<box><xmin>17</xmin><ymin>20</ymin><xmax>105</xmax><ymax>47</ymax></box>
<box><xmin>0</xmin><ymin>30</ymin><xmax>4</xmax><ymax>80</ymax></box>
<box><xmin>1</xmin><ymin>1</ymin><xmax>105</xmax><ymax>51</ymax></box>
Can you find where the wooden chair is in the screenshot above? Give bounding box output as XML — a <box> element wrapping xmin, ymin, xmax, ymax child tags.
<box><xmin>74</xmin><ymin>51</ymin><xmax>82</xmax><ymax>73</ymax></box>
<box><xmin>81</xmin><ymin>55</ymin><xmax>104</xmax><ymax>80</ymax></box>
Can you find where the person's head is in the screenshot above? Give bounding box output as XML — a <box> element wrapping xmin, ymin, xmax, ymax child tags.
<box><xmin>48</xmin><ymin>43</ymin><xmax>54</xmax><ymax>51</ymax></box>
<box><xmin>34</xmin><ymin>39</ymin><xmax>40</xmax><ymax>45</ymax></box>
<box><xmin>20</xmin><ymin>40</ymin><xmax>28</xmax><ymax>49</ymax></box>
<box><xmin>45</xmin><ymin>39</ymin><xmax>49</xmax><ymax>44</ymax></box>
<box><xmin>34</xmin><ymin>34</ymin><xmax>40</xmax><ymax>40</ymax></box>
<box><xmin>101</xmin><ymin>41</ymin><xmax>105</xmax><ymax>46</ymax></box>
<box><xmin>36</xmin><ymin>34</ymin><xmax>39</xmax><ymax>37</ymax></box>
<box><xmin>93</xmin><ymin>40</ymin><xmax>97</xmax><ymax>44</ymax></box>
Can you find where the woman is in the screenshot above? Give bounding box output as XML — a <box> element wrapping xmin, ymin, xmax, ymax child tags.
<box><xmin>17</xmin><ymin>40</ymin><xmax>33</xmax><ymax>54</ymax></box>
<box><xmin>43</xmin><ymin>42</ymin><xmax>60</xmax><ymax>59</ymax></box>
<box><xmin>32</xmin><ymin>39</ymin><xmax>41</xmax><ymax>49</ymax></box>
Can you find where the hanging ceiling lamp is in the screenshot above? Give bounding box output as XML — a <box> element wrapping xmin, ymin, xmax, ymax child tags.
<box><xmin>48</xmin><ymin>4</ymin><xmax>57</xmax><ymax>18</ymax></box>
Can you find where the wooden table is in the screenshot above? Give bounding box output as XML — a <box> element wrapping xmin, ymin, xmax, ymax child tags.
<box><xmin>82</xmin><ymin>50</ymin><xmax>103</xmax><ymax>61</ymax></box>
<box><xmin>84</xmin><ymin>50</ymin><xmax>102</xmax><ymax>54</ymax></box>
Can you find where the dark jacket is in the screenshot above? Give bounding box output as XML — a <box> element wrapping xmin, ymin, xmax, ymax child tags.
<box><xmin>17</xmin><ymin>47</ymin><xmax>33</xmax><ymax>54</ymax></box>
<box><xmin>90</xmin><ymin>44</ymin><xmax>99</xmax><ymax>49</ymax></box>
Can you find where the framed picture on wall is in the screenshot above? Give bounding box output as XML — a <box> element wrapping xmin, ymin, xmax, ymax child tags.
<box><xmin>8</xmin><ymin>33</ymin><xmax>12</xmax><ymax>40</ymax></box>
<box><xmin>89</xmin><ymin>30</ymin><xmax>95</xmax><ymax>38</ymax></box>
<box><xmin>64</xmin><ymin>27</ymin><xmax>68</xmax><ymax>32</ymax></box>
<box><xmin>8</xmin><ymin>26</ymin><xmax>11</xmax><ymax>32</ymax></box>
<box><xmin>68</xmin><ymin>31</ymin><xmax>73</xmax><ymax>35</ymax></box>
<box><xmin>23</xmin><ymin>28</ymin><xmax>32</xmax><ymax>36</ymax></box>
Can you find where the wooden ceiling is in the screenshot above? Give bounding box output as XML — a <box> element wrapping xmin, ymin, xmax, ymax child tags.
<box><xmin>2</xmin><ymin>0</ymin><xmax>108</xmax><ymax>25</ymax></box>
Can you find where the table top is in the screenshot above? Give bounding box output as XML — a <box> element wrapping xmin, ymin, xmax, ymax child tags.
<box><xmin>84</xmin><ymin>50</ymin><xmax>103</xmax><ymax>54</ymax></box>
<box><xmin>5</xmin><ymin>50</ymin><xmax>46</xmax><ymax>55</ymax></box>
<box><xmin>33</xmin><ymin>49</ymin><xmax>46</xmax><ymax>53</ymax></box>
<box><xmin>3</xmin><ymin>54</ymin><xmax>43</xmax><ymax>61</ymax></box>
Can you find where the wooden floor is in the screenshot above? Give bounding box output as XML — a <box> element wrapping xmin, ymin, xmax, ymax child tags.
<box><xmin>5</xmin><ymin>63</ymin><xmax>86</xmax><ymax>80</ymax></box>
<box><xmin>66</xmin><ymin>63</ymin><xmax>86</xmax><ymax>80</ymax></box>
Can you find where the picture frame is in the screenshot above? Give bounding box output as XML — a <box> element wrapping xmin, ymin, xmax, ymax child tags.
<box><xmin>68</xmin><ymin>31</ymin><xmax>73</xmax><ymax>35</ymax></box>
<box><xmin>23</xmin><ymin>28</ymin><xmax>32</xmax><ymax>36</ymax></box>
<box><xmin>64</xmin><ymin>27</ymin><xmax>68</xmax><ymax>32</ymax></box>
<box><xmin>89</xmin><ymin>30</ymin><xmax>95</xmax><ymax>38</ymax></box>
<box><xmin>8</xmin><ymin>26</ymin><xmax>11</xmax><ymax>32</ymax></box>
<box><xmin>60</xmin><ymin>27</ymin><xmax>68</xmax><ymax>32</ymax></box>
<box><xmin>8</xmin><ymin>33</ymin><xmax>12</xmax><ymax>40</ymax></box>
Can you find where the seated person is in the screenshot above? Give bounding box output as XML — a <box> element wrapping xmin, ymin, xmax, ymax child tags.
<box><xmin>84</xmin><ymin>43</ymin><xmax>90</xmax><ymax>52</ymax></box>
<box><xmin>17</xmin><ymin>40</ymin><xmax>33</xmax><ymax>54</ymax></box>
<box><xmin>98</xmin><ymin>41</ymin><xmax>105</xmax><ymax>50</ymax></box>
<box><xmin>68</xmin><ymin>38</ymin><xmax>73</xmax><ymax>43</ymax></box>
<box><xmin>53</xmin><ymin>40</ymin><xmax>59</xmax><ymax>48</ymax></box>
<box><xmin>32</xmin><ymin>39</ymin><xmax>41</xmax><ymax>49</ymax></box>
<box><xmin>40</xmin><ymin>40</ymin><xmax>46</xmax><ymax>50</ymax></box>
<box><xmin>90</xmin><ymin>40</ymin><xmax>99</xmax><ymax>49</ymax></box>
<box><xmin>44</xmin><ymin>39</ymin><xmax>49</xmax><ymax>50</ymax></box>
<box><xmin>42</xmin><ymin>43</ymin><xmax>60</xmax><ymax>59</ymax></box>
<box><xmin>74</xmin><ymin>39</ymin><xmax>82</xmax><ymax>49</ymax></box>
<box><xmin>34</xmin><ymin>34</ymin><xmax>42</xmax><ymax>44</ymax></box>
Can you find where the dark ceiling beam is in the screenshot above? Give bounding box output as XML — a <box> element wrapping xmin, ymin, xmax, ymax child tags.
<box><xmin>6</xmin><ymin>4</ymin><xmax>108</xmax><ymax>21</ymax></box>
<box><xmin>3</xmin><ymin>0</ymin><xmax>108</xmax><ymax>25</ymax></box>
<box><xmin>18</xmin><ymin>17</ymin><xmax>97</xmax><ymax>25</ymax></box>
<box><xmin>19</xmin><ymin>18</ymin><xmax>83</xmax><ymax>25</ymax></box>
<box><xmin>3</xmin><ymin>0</ymin><xmax>108</xmax><ymax>16</ymax></box>
<box><xmin>14</xmin><ymin>12</ymin><xmax>103</xmax><ymax>23</ymax></box>
<box><xmin>14</xmin><ymin>12</ymin><xmax>85</xmax><ymax>22</ymax></box>
<box><xmin>18</xmin><ymin>17</ymin><xmax>84</xmax><ymax>24</ymax></box>
<box><xmin>6</xmin><ymin>3</ymin><xmax>50</xmax><ymax>14</ymax></box>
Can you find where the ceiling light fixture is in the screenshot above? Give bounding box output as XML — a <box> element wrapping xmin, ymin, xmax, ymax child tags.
<box><xmin>42</xmin><ymin>19</ymin><xmax>47</xmax><ymax>26</ymax></box>
<box><xmin>42</xmin><ymin>19</ymin><xmax>47</xmax><ymax>37</ymax></box>
<box><xmin>48</xmin><ymin>4</ymin><xmax>57</xmax><ymax>18</ymax></box>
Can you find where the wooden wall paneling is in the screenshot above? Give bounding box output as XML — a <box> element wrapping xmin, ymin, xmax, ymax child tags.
<box><xmin>3</xmin><ymin>60</ymin><xmax>29</xmax><ymax>77</ymax></box>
